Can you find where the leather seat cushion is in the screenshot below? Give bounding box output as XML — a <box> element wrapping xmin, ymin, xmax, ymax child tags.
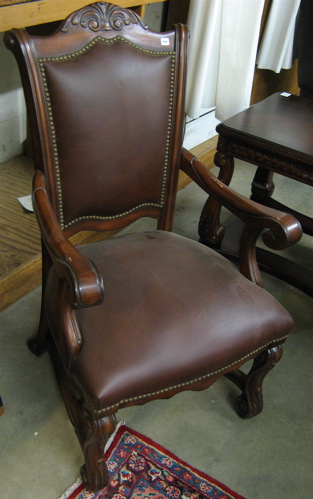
<box><xmin>45</xmin><ymin>230</ymin><xmax>293</xmax><ymax>412</ymax></box>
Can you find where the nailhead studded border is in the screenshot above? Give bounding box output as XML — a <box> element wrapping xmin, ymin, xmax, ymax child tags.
<box><xmin>38</xmin><ymin>36</ymin><xmax>176</xmax><ymax>229</ymax></box>
<box><xmin>70</xmin><ymin>335</ymin><xmax>287</xmax><ymax>417</ymax></box>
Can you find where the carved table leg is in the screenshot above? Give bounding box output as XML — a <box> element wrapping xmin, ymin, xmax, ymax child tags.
<box><xmin>251</xmin><ymin>166</ymin><xmax>275</xmax><ymax>204</ymax></box>
<box><xmin>81</xmin><ymin>410</ymin><xmax>117</xmax><ymax>492</ymax></box>
<box><xmin>225</xmin><ymin>344</ymin><xmax>283</xmax><ymax>419</ymax></box>
<box><xmin>199</xmin><ymin>150</ymin><xmax>234</xmax><ymax>246</ymax></box>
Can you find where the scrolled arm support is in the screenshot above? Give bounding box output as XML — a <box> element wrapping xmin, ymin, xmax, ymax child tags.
<box><xmin>32</xmin><ymin>170</ymin><xmax>104</xmax><ymax>308</ymax></box>
<box><xmin>180</xmin><ymin>148</ymin><xmax>302</xmax><ymax>284</ymax></box>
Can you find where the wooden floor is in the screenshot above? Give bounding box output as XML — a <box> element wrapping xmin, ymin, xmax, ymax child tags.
<box><xmin>0</xmin><ymin>137</ymin><xmax>217</xmax><ymax>311</ymax></box>
<box><xmin>0</xmin><ymin>156</ymin><xmax>42</xmax><ymax>312</ymax></box>
<box><xmin>0</xmin><ymin>156</ymin><xmax>40</xmax><ymax>274</ymax></box>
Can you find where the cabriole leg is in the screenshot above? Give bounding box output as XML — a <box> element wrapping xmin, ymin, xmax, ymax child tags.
<box><xmin>225</xmin><ymin>344</ymin><xmax>283</xmax><ymax>419</ymax></box>
<box><xmin>80</xmin><ymin>411</ymin><xmax>117</xmax><ymax>492</ymax></box>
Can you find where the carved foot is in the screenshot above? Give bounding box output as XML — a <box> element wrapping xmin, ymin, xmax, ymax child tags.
<box><xmin>81</xmin><ymin>411</ymin><xmax>117</xmax><ymax>492</ymax></box>
<box><xmin>27</xmin><ymin>333</ymin><xmax>48</xmax><ymax>356</ymax></box>
<box><xmin>225</xmin><ymin>345</ymin><xmax>283</xmax><ymax>419</ymax></box>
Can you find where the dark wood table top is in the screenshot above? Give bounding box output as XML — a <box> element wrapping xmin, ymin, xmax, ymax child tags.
<box><xmin>217</xmin><ymin>93</ymin><xmax>313</xmax><ymax>166</ymax></box>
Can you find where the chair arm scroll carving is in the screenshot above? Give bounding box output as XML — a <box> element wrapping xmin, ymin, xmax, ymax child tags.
<box><xmin>180</xmin><ymin>148</ymin><xmax>302</xmax><ymax>284</ymax></box>
<box><xmin>32</xmin><ymin>170</ymin><xmax>104</xmax><ymax>309</ymax></box>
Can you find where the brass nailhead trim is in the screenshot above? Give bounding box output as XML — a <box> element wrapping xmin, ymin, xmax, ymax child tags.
<box><xmin>71</xmin><ymin>336</ymin><xmax>287</xmax><ymax>416</ymax></box>
<box><xmin>38</xmin><ymin>36</ymin><xmax>176</xmax><ymax>229</ymax></box>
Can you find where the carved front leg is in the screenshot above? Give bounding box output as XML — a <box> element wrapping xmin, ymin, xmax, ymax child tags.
<box><xmin>225</xmin><ymin>344</ymin><xmax>283</xmax><ymax>419</ymax></box>
<box><xmin>81</xmin><ymin>410</ymin><xmax>117</xmax><ymax>492</ymax></box>
<box><xmin>199</xmin><ymin>150</ymin><xmax>234</xmax><ymax>246</ymax></box>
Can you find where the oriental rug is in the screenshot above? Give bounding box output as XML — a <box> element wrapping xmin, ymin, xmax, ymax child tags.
<box><xmin>59</xmin><ymin>423</ymin><xmax>245</xmax><ymax>499</ymax></box>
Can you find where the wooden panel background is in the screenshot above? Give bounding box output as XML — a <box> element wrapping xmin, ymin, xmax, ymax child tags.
<box><xmin>0</xmin><ymin>0</ymin><xmax>164</xmax><ymax>31</ymax></box>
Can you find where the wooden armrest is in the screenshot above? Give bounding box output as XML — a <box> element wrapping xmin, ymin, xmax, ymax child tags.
<box><xmin>181</xmin><ymin>148</ymin><xmax>303</xmax><ymax>284</ymax></box>
<box><xmin>32</xmin><ymin>170</ymin><xmax>104</xmax><ymax>308</ymax></box>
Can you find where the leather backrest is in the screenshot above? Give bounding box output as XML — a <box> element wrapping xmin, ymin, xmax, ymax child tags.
<box><xmin>5</xmin><ymin>3</ymin><xmax>188</xmax><ymax>235</ymax></box>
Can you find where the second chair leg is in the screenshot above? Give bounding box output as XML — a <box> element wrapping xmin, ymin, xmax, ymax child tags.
<box><xmin>225</xmin><ymin>344</ymin><xmax>284</xmax><ymax>419</ymax></box>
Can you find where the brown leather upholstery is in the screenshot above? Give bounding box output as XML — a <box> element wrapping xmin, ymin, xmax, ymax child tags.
<box><xmin>43</xmin><ymin>41</ymin><xmax>174</xmax><ymax>228</ymax></box>
<box><xmin>5</xmin><ymin>2</ymin><xmax>301</xmax><ymax>492</ymax></box>
<box><xmin>45</xmin><ymin>230</ymin><xmax>292</xmax><ymax>413</ymax></box>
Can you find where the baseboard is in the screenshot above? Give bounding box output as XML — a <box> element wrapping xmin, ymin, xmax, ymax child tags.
<box><xmin>183</xmin><ymin>110</ymin><xmax>219</xmax><ymax>150</ymax></box>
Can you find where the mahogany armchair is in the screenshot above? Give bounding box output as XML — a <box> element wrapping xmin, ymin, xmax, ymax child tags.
<box><xmin>5</xmin><ymin>2</ymin><xmax>302</xmax><ymax>492</ymax></box>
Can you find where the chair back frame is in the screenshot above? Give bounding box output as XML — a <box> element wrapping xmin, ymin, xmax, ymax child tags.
<box><xmin>5</xmin><ymin>2</ymin><xmax>188</xmax><ymax>237</ymax></box>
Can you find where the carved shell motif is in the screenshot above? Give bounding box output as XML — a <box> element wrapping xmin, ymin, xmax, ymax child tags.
<box><xmin>61</xmin><ymin>2</ymin><xmax>148</xmax><ymax>33</ymax></box>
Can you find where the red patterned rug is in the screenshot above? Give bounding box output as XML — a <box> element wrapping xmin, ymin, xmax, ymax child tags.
<box><xmin>59</xmin><ymin>424</ymin><xmax>245</xmax><ymax>499</ymax></box>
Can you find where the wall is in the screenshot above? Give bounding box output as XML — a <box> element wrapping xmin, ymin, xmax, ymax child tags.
<box><xmin>0</xmin><ymin>35</ymin><xmax>26</xmax><ymax>162</ymax></box>
<box><xmin>144</xmin><ymin>1</ymin><xmax>168</xmax><ymax>30</ymax></box>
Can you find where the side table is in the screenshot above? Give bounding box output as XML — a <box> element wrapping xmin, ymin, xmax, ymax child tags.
<box><xmin>199</xmin><ymin>92</ymin><xmax>313</xmax><ymax>296</ymax></box>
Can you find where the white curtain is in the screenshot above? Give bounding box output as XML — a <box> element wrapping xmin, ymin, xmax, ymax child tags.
<box><xmin>257</xmin><ymin>0</ymin><xmax>300</xmax><ymax>73</ymax></box>
<box><xmin>185</xmin><ymin>0</ymin><xmax>265</xmax><ymax>121</ymax></box>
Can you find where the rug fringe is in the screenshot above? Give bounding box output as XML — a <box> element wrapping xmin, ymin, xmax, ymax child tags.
<box><xmin>56</xmin><ymin>420</ymin><xmax>126</xmax><ymax>499</ymax></box>
<box><xmin>105</xmin><ymin>419</ymin><xmax>126</xmax><ymax>452</ymax></box>
<box><xmin>57</xmin><ymin>477</ymin><xmax>82</xmax><ymax>499</ymax></box>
